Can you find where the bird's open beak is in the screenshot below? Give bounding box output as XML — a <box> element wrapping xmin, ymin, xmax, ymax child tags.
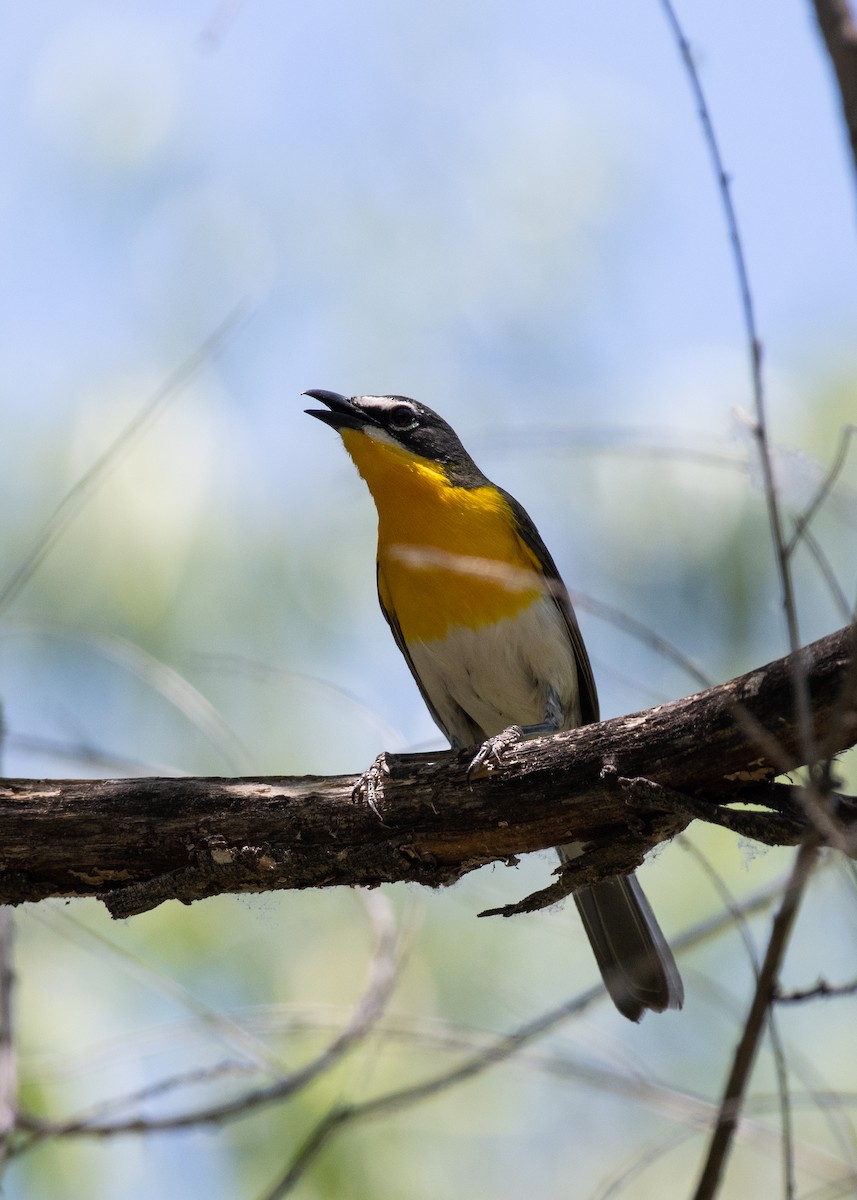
<box><xmin>303</xmin><ymin>390</ymin><xmax>374</xmax><ymax>432</ymax></box>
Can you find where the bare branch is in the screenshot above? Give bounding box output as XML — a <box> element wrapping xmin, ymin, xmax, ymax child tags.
<box><xmin>0</xmin><ymin>625</ymin><xmax>854</xmax><ymax>919</ymax></box>
<box><xmin>17</xmin><ymin>892</ymin><xmax>402</xmax><ymax>1144</ymax></box>
<box><xmin>264</xmin><ymin>983</ymin><xmax>605</xmax><ymax>1198</ymax></box>
<box><xmin>569</xmin><ymin>590</ymin><xmax>712</xmax><ymax>689</ymax></box>
<box><xmin>776</xmin><ymin>978</ymin><xmax>857</xmax><ymax>1003</ymax></box>
<box><xmin>680</xmin><ymin>838</ymin><xmax>797</xmax><ymax>1197</ymax></box>
<box><xmin>692</xmin><ymin>836</ymin><xmax>823</xmax><ymax>1200</ymax></box>
<box><xmin>786</xmin><ymin>424</ymin><xmax>857</xmax><ymax>558</ymax></box>
<box><xmin>659</xmin><ymin>0</ymin><xmax>812</xmax><ymax>763</ymax></box>
<box><xmin>6</xmin><ymin>874</ymin><xmax>832</xmax><ymax>1185</ymax></box>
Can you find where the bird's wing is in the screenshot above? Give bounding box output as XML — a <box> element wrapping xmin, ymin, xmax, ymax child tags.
<box><xmin>501</xmin><ymin>487</ymin><xmax>600</xmax><ymax>726</ymax></box>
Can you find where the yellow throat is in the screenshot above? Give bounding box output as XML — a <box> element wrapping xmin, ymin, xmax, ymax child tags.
<box><xmin>340</xmin><ymin>427</ymin><xmax>545</xmax><ymax>642</ymax></box>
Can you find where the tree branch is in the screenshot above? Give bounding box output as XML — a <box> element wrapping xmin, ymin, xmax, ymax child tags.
<box><xmin>0</xmin><ymin>624</ymin><xmax>855</xmax><ymax>920</ymax></box>
<box><xmin>692</xmin><ymin>836</ymin><xmax>822</xmax><ymax>1200</ymax></box>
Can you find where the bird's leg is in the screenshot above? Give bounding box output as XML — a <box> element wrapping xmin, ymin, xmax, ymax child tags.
<box><xmin>467</xmin><ymin>688</ymin><xmax>564</xmax><ymax>781</ymax></box>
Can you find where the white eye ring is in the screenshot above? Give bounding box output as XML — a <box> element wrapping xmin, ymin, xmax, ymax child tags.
<box><xmin>388</xmin><ymin>405</ymin><xmax>418</xmax><ymax>432</ymax></box>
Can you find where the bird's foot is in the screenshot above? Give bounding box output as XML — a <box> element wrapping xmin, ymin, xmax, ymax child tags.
<box><xmin>467</xmin><ymin>725</ymin><xmax>524</xmax><ymax>782</ymax></box>
<box><xmin>352</xmin><ymin>752</ymin><xmax>389</xmax><ymax>818</ymax></box>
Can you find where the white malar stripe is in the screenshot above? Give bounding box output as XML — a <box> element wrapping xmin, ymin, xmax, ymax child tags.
<box><xmin>407</xmin><ymin>596</ymin><xmax>583</xmax><ymax>746</ymax></box>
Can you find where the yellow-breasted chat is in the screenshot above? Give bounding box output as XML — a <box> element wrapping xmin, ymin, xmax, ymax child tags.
<box><xmin>305</xmin><ymin>389</ymin><xmax>683</xmax><ymax>1021</ymax></box>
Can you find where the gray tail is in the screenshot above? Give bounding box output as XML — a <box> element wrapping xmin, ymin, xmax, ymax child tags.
<box><xmin>573</xmin><ymin>873</ymin><xmax>684</xmax><ymax>1022</ymax></box>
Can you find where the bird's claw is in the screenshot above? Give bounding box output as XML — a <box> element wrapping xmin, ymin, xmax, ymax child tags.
<box><xmin>467</xmin><ymin>725</ymin><xmax>523</xmax><ymax>782</ymax></box>
<box><xmin>352</xmin><ymin>752</ymin><xmax>389</xmax><ymax>817</ymax></box>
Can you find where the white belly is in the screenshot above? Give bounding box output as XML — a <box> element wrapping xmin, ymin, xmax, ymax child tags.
<box><xmin>406</xmin><ymin>596</ymin><xmax>582</xmax><ymax>747</ymax></box>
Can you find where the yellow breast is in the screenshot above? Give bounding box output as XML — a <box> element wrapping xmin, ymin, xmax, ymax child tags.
<box><xmin>341</xmin><ymin>428</ymin><xmax>546</xmax><ymax>642</ymax></box>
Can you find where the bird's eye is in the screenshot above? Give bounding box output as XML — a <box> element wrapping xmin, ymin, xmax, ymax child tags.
<box><xmin>388</xmin><ymin>404</ymin><xmax>419</xmax><ymax>432</ymax></box>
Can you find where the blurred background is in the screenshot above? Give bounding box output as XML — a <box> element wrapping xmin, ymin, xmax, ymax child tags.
<box><xmin>1</xmin><ymin>0</ymin><xmax>856</xmax><ymax>1196</ymax></box>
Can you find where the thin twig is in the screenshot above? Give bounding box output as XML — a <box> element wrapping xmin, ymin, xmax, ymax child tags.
<box><xmin>19</xmin><ymin>891</ymin><xmax>403</xmax><ymax>1144</ymax></box>
<box><xmin>772</xmin><ymin>1000</ymin><xmax>797</xmax><ymax>1200</ymax></box>
<box><xmin>682</xmin><ymin>845</ymin><xmax>857</xmax><ymax>1179</ymax></box>
<box><xmin>261</xmin><ymin>877</ymin><xmax>812</xmax><ymax>1198</ymax></box>
<box><xmin>1</xmin><ymin>624</ymin><xmax>249</xmax><ymax>773</ymax></box>
<box><xmin>669</xmin><ymin>876</ymin><xmax>788</xmax><ymax>955</ymax></box>
<box><xmin>776</xmin><ymin>977</ymin><xmax>857</xmax><ymax>1003</ymax></box>
<box><xmin>0</xmin><ymin>304</ymin><xmax>247</xmax><ymax>617</ymax></box>
<box><xmin>590</xmin><ymin>1089</ymin><xmax>856</xmax><ymax>1200</ymax></box>
<box><xmin>658</xmin><ymin>2</ymin><xmax>812</xmax><ymax>760</ymax></box>
<box><xmin>9</xmin><ymin>876</ymin><xmax>784</xmax><ymax>1101</ymax></box>
<box><xmin>262</xmin><ymin>983</ymin><xmax>605</xmax><ymax>1199</ymax></box>
<box><xmin>689</xmin><ymin>980</ymin><xmax>857</xmax><ymax>1190</ymax></box>
<box><xmin>15</xmin><ymin>1061</ymin><xmax>256</xmax><ymax>1138</ymax></box>
<box><xmin>267</xmin><ymin>973</ymin><xmax>856</xmax><ymax>1200</ymax></box>
<box><xmin>786</xmin><ymin>424</ymin><xmax>857</xmax><ymax>557</ymax></box>
<box><xmin>797</xmin><ymin>525</ymin><xmax>855</xmax><ymax>622</ymax></box>
<box><xmin>680</xmin><ymin>838</ymin><xmax>796</xmax><ymax>1198</ymax></box>
<box><xmin>692</xmin><ymin>836</ymin><xmax>822</xmax><ymax>1200</ymax></box>
<box><xmin>3</xmin><ymin>731</ymin><xmax>184</xmax><ymax>777</ymax></box>
<box><xmin>679</xmin><ymin>837</ymin><xmax>761</xmax><ymax>972</ymax></box>
<box><xmin>34</xmin><ymin>905</ymin><xmax>284</xmax><ymax>1076</ymax></box>
<box><xmin>4</xmin><ymin>873</ymin><xmax>803</xmax><ymax>1189</ymax></box>
<box><xmin>569</xmin><ymin>590</ymin><xmax>711</xmax><ymax>689</ymax></box>
<box><xmin>800</xmin><ymin>1177</ymin><xmax>857</xmax><ymax>1200</ymax></box>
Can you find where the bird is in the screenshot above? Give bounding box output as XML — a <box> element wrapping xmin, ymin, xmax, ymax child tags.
<box><xmin>304</xmin><ymin>389</ymin><xmax>683</xmax><ymax>1021</ymax></box>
